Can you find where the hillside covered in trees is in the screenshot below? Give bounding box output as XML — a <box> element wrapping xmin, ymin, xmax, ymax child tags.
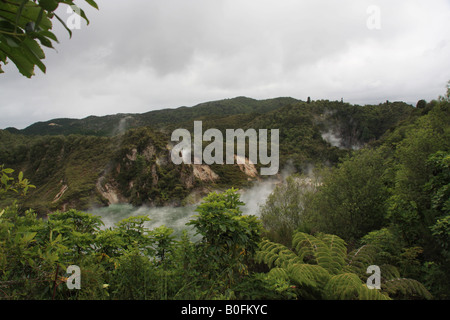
<box><xmin>1</xmin><ymin>96</ymin><xmax>416</xmax><ymax>213</ymax></box>
<box><xmin>0</xmin><ymin>89</ymin><xmax>449</xmax><ymax>301</ymax></box>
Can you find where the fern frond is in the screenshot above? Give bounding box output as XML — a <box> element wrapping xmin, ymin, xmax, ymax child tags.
<box><xmin>292</xmin><ymin>232</ymin><xmax>320</xmax><ymax>263</ymax></box>
<box><xmin>255</xmin><ymin>240</ymin><xmax>301</xmax><ymax>269</ymax></box>
<box><xmin>320</xmin><ymin>234</ymin><xmax>347</xmax><ymax>265</ymax></box>
<box><xmin>358</xmin><ymin>285</ymin><xmax>391</xmax><ymax>300</ymax></box>
<box><xmin>276</xmin><ymin>250</ymin><xmax>302</xmax><ymax>269</ymax></box>
<box><xmin>267</xmin><ymin>267</ymin><xmax>289</xmax><ymax>281</ymax></box>
<box><xmin>287</xmin><ymin>263</ymin><xmax>331</xmax><ymax>290</ymax></box>
<box><xmin>380</xmin><ymin>264</ymin><xmax>401</xmax><ymax>281</ymax></box>
<box><xmin>324</xmin><ymin>273</ymin><xmax>391</xmax><ymax>300</ymax></box>
<box><xmin>324</xmin><ymin>273</ymin><xmax>362</xmax><ymax>300</ymax></box>
<box><xmin>344</xmin><ymin>244</ymin><xmax>378</xmax><ymax>277</ymax></box>
<box><xmin>292</xmin><ymin>232</ymin><xmax>347</xmax><ymax>274</ymax></box>
<box><xmin>382</xmin><ymin>278</ymin><xmax>433</xmax><ymax>300</ymax></box>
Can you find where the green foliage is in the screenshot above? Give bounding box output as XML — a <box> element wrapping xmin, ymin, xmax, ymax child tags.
<box><xmin>260</xmin><ymin>174</ymin><xmax>318</xmax><ymax>246</ymax></box>
<box><xmin>0</xmin><ymin>164</ymin><xmax>35</xmax><ymax>198</ymax></box>
<box><xmin>292</xmin><ymin>232</ymin><xmax>347</xmax><ymax>275</ymax></box>
<box><xmin>10</xmin><ymin>97</ymin><xmax>295</xmax><ymax>136</ymax></box>
<box><xmin>360</xmin><ymin>228</ymin><xmax>404</xmax><ymax>266</ymax></box>
<box><xmin>302</xmin><ymin>148</ymin><xmax>390</xmax><ymax>242</ymax></box>
<box><xmin>425</xmin><ymin>151</ymin><xmax>450</xmax><ymax>215</ymax></box>
<box><xmin>187</xmin><ymin>189</ymin><xmax>262</xmax><ymax>284</ymax></box>
<box><xmin>0</xmin><ymin>183</ymin><xmax>439</xmax><ymax>300</ymax></box>
<box><xmin>255</xmin><ymin>240</ymin><xmax>302</xmax><ymax>269</ymax></box>
<box><xmin>253</xmin><ymin>94</ymin><xmax>448</xmax><ymax>298</ymax></box>
<box><xmin>386</xmin><ymin>104</ymin><xmax>449</xmax><ymax>248</ymax></box>
<box><xmin>359</xmin><ymin>228</ymin><xmax>427</xmax><ymax>282</ymax></box>
<box><xmin>382</xmin><ymin>278</ymin><xmax>433</xmax><ymax>300</ymax></box>
<box><xmin>0</xmin><ymin>205</ymin><xmax>69</xmax><ymax>299</ymax></box>
<box><xmin>107</xmin><ymin>246</ymin><xmax>155</xmax><ymax>300</ymax></box>
<box><xmin>431</xmin><ymin>215</ymin><xmax>450</xmax><ymax>252</ymax></box>
<box><xmin>324</xmin><ymin>273</ymin><xmax>371</xmax><ymax>300</ymax></box>
<box><xmin>231</xmin><ymin>272</ymin><xmax>297</xmax><ymax>300</ymax></box>
<box><xmin>0</xmin><ymin>0</ymin><xmax>98</xmax><ymax>77</ymax></box>
<box><xmin>152</xmin><ymin>225</ymin><xmax>176</xmax><ymax>262</ymax></box>
<box><xmin>0</xmin><ymin>188</ymin><xmax>269</xmax><ymax>300</ymax></box>
<box><xmin>45</xmin><ymin>209</ymin><xmax>103</xmax><ymax>259</ymax></box>
<box><xmin>256</xmin><ymin>231</ymin><xmax>432</xmax><ymax>300</ymax></box>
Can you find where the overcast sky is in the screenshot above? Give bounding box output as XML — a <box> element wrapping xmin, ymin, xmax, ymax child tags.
<box><xmin>1</xmin><ymin>0</ymin><xmax>449</xmax><ymax>129</ymax></box>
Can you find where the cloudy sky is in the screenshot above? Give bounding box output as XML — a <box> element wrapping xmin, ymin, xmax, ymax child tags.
<box><xmin>1</xmin><ymin>0</ymin><xmax>449</xmax><ymax>129</ymax></box>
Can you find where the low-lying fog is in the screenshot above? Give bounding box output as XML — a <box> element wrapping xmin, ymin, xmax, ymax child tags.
<box><xmin>88</xmin><ymin>177</ymin><xmax>281</xmax><ymax>238</ymax></box>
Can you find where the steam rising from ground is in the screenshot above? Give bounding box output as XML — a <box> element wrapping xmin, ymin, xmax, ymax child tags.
<box><xmin>89</xmin><ymin>203</ymin><xmax>198</xmax><ymax>238</ymax></box>
<box><xmin>116</xmin><ymin>116</ymin><xmax>134</xmax><ymax>135</ymax></box>
<box><xmin>321</xmin><ymin>129</ymin><xmax>342</xmax><ymax>148</ymax></box>
<box><xmin>88</xmin><ymin>168</ymin><xmax>298</xmax><ymax>239</ymax></box>
<box><xmin>88</xmin><ymin>181</ymin><xmax>278</xmax><ymax>239</ymax></box>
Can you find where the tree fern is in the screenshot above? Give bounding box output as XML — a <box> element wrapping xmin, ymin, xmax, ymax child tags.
<box><xmin>324</xmin><ymin>273</ymin><xmax>390</xmax><ymax>300</ymax></box>
<box><xmin>344</xmin><ymin>244</ymin><xmax>378</xmax><ymax>278</ymax></box>
<box><xmin>382</xmin><ymin>278</ymin><xmax>433</xmax><ymax>300</ymax></box>
<box><xmin>358</xmin><ymin>284</ymin><xmax>392</xmax><ymax>300</ymax></box>
<box><xmin>255</xmin><ymin>239</ymin><xmax>301</xmax><ymax>269</ymax></box>
<box><xmin>292</xmin><ymin>232</ymin><xmax>320</xmax><ymax>263</ymax></box>
<box><xmin>288</xmin><ymin>263</ymin><xmax>331</xmax><ymax>289</ymax></box>
<box><xmin>324</xmin><ymin>273</ymin><xmax>365</xmax><ymax>300</ymax></box>
<box><xmin>316</xmin><ymin>233</ymin><xmax>347</xmax><ymax>275</ymax></box>
<box><xmin>292</xmin><ymin>232</ymin><xmax>347</xmax><ymax>274</ymax></box>
<box><xmin>379</xmin><ymin>264</ymin><xmax>401</xmax><ymax>281</ymax></box>
<box><xmin>267</xmin><ymin>267</ymin><xmax>289</xmax><ymax>281</ymax></box>
<box><xmin>255</xmin><ymin>233</ymin><xmax>432</xmax><ymax>300</ymax></box>
<box><xmin>287</xmin><ymin>263</ymin><xmax>331</xmax><ymax>299</ymax></box>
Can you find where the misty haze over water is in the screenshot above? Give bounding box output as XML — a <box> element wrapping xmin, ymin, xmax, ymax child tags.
<box><xmin>88</xmin><ymin>177</ymin><xmax>281</xmax><ymax>238</ymax></box>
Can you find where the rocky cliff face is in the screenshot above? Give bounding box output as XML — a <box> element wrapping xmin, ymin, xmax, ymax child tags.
<box><xmin>93</xmin><ymin>141</ymin><xmax>260</xmax><ymax>208</ymax></box>
<box><xmin>0</xmin><ymin>127</ymin><xmax>260</xmax><ymax>214</ymax></box>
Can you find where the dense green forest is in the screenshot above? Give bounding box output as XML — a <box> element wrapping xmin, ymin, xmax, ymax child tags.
<box><xmin>0</xmin><ymin>88</ymin><xmax>449</xmax><ymax>300</ymax></box>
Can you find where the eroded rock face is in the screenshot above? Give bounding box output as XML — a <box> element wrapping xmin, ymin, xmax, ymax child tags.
<box><xmin>53</xmin><ymin>183</ymin><xmax>68</xmax><ymax>203</ymax></box>
<box><xmin>126</xmin><ymin>148</ymin><xmax>138</xmax><ymax>161</ymax></box>
<box><xmin>142</xmin><ymin>145</ymin><xmax>156</xmax><ymax>161</ymax></box>
<box><xmin>92</xmin><ymin>139</ymin><xmax>259</xmax><ymax>207</ymax></box>
<box><xmin>235</xmin><ymin>155</ymin><xmax>258</xmax><ymax>178</ymax></box>
<box><xmin>193</xmin><ymin>164</ymin><xmax>219</xmax><ymax>182</ymax></box>
<box><xmin>96</xmin><ymin>178</ymin><xmax>127</xmax><ymax>205</ymax></box>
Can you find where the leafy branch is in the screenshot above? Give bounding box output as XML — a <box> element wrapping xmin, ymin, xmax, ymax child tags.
<box><xmin>0</xmin><ymin>164</ymin><xmax>35</xmax><ymax>197</ymax></box>
<box><xmin>0</xmin><ymin>0</ymin><xmax>99</xmax><ymax>77</ymax></box>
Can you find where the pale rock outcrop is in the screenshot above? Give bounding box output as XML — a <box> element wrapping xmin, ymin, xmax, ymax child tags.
<box><xmin>235</xmin><ymin>155</ymin><xmax>258</xmax><ymax>178</ymax></box>
<box><xmin>193</xmin><ymin>164</ymin><xmax>219</xmax><ymax>182</ymax></box>
<box><xmin>53</xmin><ymin>184</ymin><xmax>68</xmax><ymax>203</ymax></box>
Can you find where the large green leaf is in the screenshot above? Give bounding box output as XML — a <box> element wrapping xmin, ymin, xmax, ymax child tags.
<box><xmin>0</xmin><ymin>0</ymin><xmax>99</xmax><ymax>78</ymax></box>
<box><xmin>39</xmin><ymin>0</ymin><xmax>59</xmax><ymax>12</ymax></box>
<box><xmin>0</xmin><ymin>34</ymin><xmax>36</xmax><ymax>77</ymax></box>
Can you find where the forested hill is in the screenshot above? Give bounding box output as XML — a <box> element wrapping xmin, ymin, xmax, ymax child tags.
<box><xmin>4</xmin><ymin>96</ymin><xmax>298</xmax><ymax>136</ymax></box>
<box><xmin>0</xmin><ymin>96</ymin><xmax>420</xmax><ymax>213</ymax></box>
